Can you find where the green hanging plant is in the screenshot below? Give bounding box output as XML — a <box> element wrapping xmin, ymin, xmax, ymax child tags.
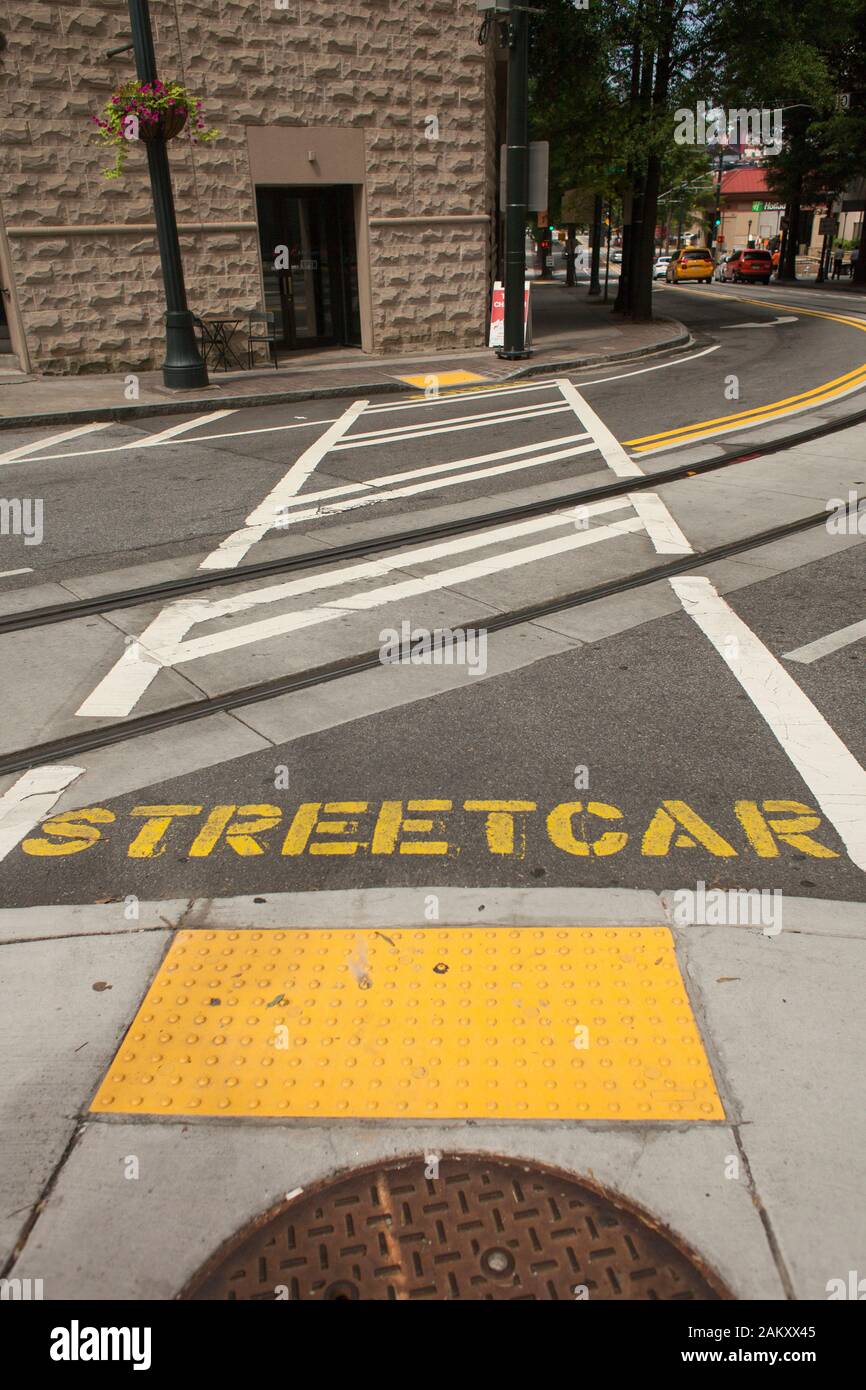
<box><xmin>90</xmin><ymin>79</ymin><xmax>219</xmax><ymax>180</ymax></box>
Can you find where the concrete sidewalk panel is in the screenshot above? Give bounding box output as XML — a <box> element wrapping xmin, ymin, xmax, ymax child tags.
<box><xmin>7</xmin><ymin>1117</ymin><xmax>783</xmax><ymax>1300</ymax></box>
<box><xmin>0</xmin><ymin>929</ymin><xmax>170</xmax><ymax>1267</ymax></box>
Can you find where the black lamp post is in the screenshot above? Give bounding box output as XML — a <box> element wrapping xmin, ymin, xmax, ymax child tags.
<box><xmin>127</xmin><ymin>0</ymin><xmax>207</xmax><ymax>388</ymax></box>
<box><xmin>499</xmin><ymin>2</ymin><xmax>530</xmax><ymax>358</ymax></box>
<box><xmin>479</xmin><ymin>1</ymin><xmax>540</xmax><ymax>359</ymax></box>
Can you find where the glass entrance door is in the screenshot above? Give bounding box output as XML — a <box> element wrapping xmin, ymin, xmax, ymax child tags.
<box><xmin>256</xmin><ymin>186</ymin><xmax>361</xmax><ymax>350</ymax></box>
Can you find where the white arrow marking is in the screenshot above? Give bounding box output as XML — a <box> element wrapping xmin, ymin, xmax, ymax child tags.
<box><xmin>718</xmin><ymin>316</ymin><xmax>798</xmax><ymax>328</ymax></box>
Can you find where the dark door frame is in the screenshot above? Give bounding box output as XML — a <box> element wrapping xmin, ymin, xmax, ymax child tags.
<box><xmin>255</xmin><ymin>184</ymin><xmax>361</xmax><ymax>351</ymax></box>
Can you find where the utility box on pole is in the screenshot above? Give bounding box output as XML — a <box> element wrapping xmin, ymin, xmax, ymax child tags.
<box><xmin>500</xmin><ymin>141</ymin><xmax>548</xmax><ymax>212</ymax></box>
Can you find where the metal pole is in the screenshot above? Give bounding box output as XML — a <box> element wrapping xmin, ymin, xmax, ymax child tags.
<box><xmin>603</xmin><ymin>198</ymin><xmax>612</xmax><ymax>303</ymax></box>
<box><xmin>708</xmin><ymin>143</ymin><xmax>724</xmax><ymax>257</ymax></box>
<box><xmin>128</xmin><ymin>0</ymin><xmax>207</xmax><ymax>388</ymax></box>
<box><xmin>588</xmin><ymin>193</ymin><xmax>602</xmax><ymax>297</ymax></box>
<box><xmin>565</xmin><ymin>223</ymin><xmax>575</xmax><ymax>287</ymax></box>
<box><xmin>499</xmin><ymin>6</ymin><xmax>529</xmax><ymax>359</ymax></box>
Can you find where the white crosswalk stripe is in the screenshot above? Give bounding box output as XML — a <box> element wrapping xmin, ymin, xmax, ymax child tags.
<box><xmin>72</xmin><ymin>383</ymin><xmax>652</xmax><ymax>720</ymax></box>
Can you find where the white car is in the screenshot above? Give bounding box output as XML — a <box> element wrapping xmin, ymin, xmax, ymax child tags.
<box><xmin>653</xmin><ymin>255</ymin><xmax>673</xmax><ymax>280</ymax></box>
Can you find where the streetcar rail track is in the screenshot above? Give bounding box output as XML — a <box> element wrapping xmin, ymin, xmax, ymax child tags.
<box><xmin>0</xmin><ymin>401</ymin><xmax>864</xmax><ymax>639</ymax></box>
<box><xmin>0</xmin><ymin>504</ymin><xmax>839</xmax><ymax>777</ymax></box>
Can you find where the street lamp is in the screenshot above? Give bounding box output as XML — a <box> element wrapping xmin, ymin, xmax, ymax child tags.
<box><xmin>125</xmin><ymin>0</ymin><xmax>208</xmax><ymax>388</ymax></box>
<box><xmin>478</xmin><ymin>1</ymin><xmax>541</xmax><ymax>360</ymax></box>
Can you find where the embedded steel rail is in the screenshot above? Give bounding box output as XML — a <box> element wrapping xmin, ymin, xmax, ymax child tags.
<box><xmin>0</xmin><ymin>504</ymin><xmax>837</xmax><ymax>778</ymax></box>
<box><xmin>0</xmin><ymin>401</ymin><xmax>864</xmax><ymax>639</ymax></box>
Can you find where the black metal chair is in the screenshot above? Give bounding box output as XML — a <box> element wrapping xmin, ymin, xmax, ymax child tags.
<box><xmin>192</xmin><ymin>314</ymin><xmax>216</xmax><ymax>363</ymax></box>
<box><xmin>247</xmin><ymin>309</ymin><xmax>278</xmax><ymax>369</ymax></box>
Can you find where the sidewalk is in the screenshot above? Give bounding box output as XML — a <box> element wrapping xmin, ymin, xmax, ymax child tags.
<box><xmin>2</xmin><ymin>886</ymin><xmax>863</xmax><ymax>1299</ymax></box>
<box><xmin>0</xmin><ymin>286</ymin><xmax>688</xmax><ymax>428</ymax></box>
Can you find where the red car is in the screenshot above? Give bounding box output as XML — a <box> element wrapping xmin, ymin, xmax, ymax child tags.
<box><xmin>719</xmin><ymin>248</ymin><xmax>773</xmax><ymax>284</ymax></box>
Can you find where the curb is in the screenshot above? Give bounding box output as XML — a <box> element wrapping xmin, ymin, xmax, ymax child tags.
<box><xmin>0</xmin><ymin>320</ymin><xmax>691</xmax><ymax>431</ymax></box>
<box><xmin>1</xmin><ymin>887</ymin><xmax>861</xmax><ymax>943</ymax></box>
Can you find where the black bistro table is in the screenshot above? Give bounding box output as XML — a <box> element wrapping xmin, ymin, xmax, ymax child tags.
<box><xmin>199</xmin><ymin>315</ymin><xmax>246</xmax><ymax>371</ymax></box>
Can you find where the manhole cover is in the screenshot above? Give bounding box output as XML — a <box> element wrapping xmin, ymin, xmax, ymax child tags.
<box><xmin>183</xmin><ymin>1156</ymin><xmax>727</xmax><ymax>1300</ymax></box>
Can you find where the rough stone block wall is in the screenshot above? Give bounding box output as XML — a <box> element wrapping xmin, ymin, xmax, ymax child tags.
<box><xmin>0</xmin><ymin>0</ymin><xmax>495</xmax><ymax>373</ymax></box>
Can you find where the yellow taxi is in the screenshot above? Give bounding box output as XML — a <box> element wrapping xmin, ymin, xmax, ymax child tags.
<box><xmin>664</xmin><ymin>247</ymin><xmax>715</xmax><ymax>284</ymax></box>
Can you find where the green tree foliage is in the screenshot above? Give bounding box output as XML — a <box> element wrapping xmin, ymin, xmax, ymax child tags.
<box><xmin>527</xmin><ymin>0</ymin><xmax>866</xmax><ymax>305</ymax></box>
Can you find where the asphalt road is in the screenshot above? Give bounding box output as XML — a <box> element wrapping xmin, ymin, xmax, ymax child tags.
<box><xmin>0</xmin><ymin>280</ymin><xmax>864</xmax><ymax>583</ymax></box>
<box><xmin>0</xmin><ymin>279</ymin><xmax>863</xmax><ymax>911</ymax></box>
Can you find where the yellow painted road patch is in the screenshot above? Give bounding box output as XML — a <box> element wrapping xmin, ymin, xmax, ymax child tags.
<box><xmin>91</xmin><ymin>927</ymin><xmax>724</xmax><ymax>1121</ymax></box>
<box><xmin>395</xmin><ymin>369</ymin><xmax>491</xmax><ymax>389</ymax></box>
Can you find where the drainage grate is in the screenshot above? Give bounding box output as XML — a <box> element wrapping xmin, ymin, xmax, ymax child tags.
<box><xmin>184</xmin><ymin>1156</ymin><xmax>726</xmax><ymax>1300</ymax></box>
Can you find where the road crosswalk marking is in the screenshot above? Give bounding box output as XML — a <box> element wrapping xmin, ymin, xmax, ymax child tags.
<box><xmin>783</xmin><ymin>618</ymin><xmax>866</xmax><ymax>664</ymax></box>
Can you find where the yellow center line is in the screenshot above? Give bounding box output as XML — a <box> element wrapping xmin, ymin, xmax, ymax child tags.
<box><xmin>625</xmin><ymin>288</ymin><xmax>866</xmax><ymax>450</ymax></box>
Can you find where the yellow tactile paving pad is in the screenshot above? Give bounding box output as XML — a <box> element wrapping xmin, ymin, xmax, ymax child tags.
<box><xmin>394</xmin><ymin>369</ymin><xmax>490</xmax><ymax>388</ymax></box>
<box><xmin>91</xmin><ymin>928</ymin><xmax>724</xmax><ymax>1121</ymax></box>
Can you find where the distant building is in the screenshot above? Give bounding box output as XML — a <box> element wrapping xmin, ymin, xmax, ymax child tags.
<box><xmin>718</xmin><ymin>168</ymin><xmax>786</xmax><ymax>251</ymax></box>
<box><xmin>0</xmin><ymin>2</ymin><xmax>497</xmax><ymax>375</ymax></box>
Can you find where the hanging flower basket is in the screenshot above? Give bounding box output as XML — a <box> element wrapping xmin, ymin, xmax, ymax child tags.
<box><xmin>139</xmin><ymin>106</ymin><xmax>188</xmax><ymax>142</ymax></box>
<box><xmin>90</xmin><ymin>79</ymin><xmax>218</xmax><ymax>180</ymax></box>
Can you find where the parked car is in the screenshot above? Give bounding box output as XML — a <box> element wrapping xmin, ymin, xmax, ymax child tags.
<box><xmin>718</xmin><ymin>247</ymin><xmax>773</xmax><ymax>284</ymax></box>
<box><xmin>653</xmin><ymin>255</ymin><xmax>673</xmax><ymax>280</ymax></box>
<box><xmin>610</xmin><ymin>249</ymin><xmax>623</xmax><ymax>264</ymax></box>
<box><xmin>665</xmin><ymin>247</ymin><xmax>714</xmax><ymax>283</ymax></box>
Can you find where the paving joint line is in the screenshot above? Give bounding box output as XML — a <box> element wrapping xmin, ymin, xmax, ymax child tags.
<box><xmin>732</xmin><ymin>1125</ymin><xmax>797</xmax><ymax>1301</ymax></box>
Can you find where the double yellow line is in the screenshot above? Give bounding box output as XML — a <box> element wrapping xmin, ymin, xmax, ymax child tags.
<box><xmin>626</xmin><ymin>292</ymin><xmax>866</xmax><ymax>453</ymax></box>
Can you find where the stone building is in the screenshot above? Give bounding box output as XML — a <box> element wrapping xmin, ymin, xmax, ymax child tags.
<box><xmin>0</xmin><ymin>1</ymin><xmax>497</xmax><ymax>375</ymax></box>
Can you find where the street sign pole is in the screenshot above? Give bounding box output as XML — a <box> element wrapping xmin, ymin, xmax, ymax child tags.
<box><xmin>128</xmin><ymin>0</ymin><xmax>208</xmax><ymax>389</ymax></box>
<box><xmin>500</xmin><ymin>5</ymin><xmax>530</xmax><ymax>359</ymax></box>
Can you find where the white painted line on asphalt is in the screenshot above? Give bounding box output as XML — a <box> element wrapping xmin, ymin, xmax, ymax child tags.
<box><xmin>623</xmin><ymin>490</ymin><xmax>692</xmax><ymax>554</ymax></box>
<box><xmin>345</xmin><ymin>400</ymin><xmax>567</xmax><ymax>438</ymax></box>
<box><xmin>783</xmin><ymin>618</ymin><xmax>866</xmax><ymax>664</ymax></box>
<box><xmin>75</xmin><ymin>605</ymin><xmax>200</xmax><ymax>721</ymax></box>
<box><xmin>153</xmin><ymin>516</ymin><xmax>646</xmax><ymax>668</ymax></box>
<box><xmin>199</xmin><ymin>398</ymin><xmax>368</xmax><ymax>571</ymax></box>
<box><xmin>671</xmin><ymin>576</ymin><xmax>866</xmax><ymax>872</ymax></box>
<box><xmin>557</xmin><ymin>379</ymin><xmax>692</xmax><ymax>553</ymax></box>
<box><xmin>137</xmin><ymin>409</ymin><xmax>237</xmax><ymax>445</ymax></box>
<box><xmin>272</xmin><ymin>433</ymin><xmax>592</xmax><ymax>515</ymax></box>
<box><xmin>271</xmin><ymin>440</ymin><xmax>597</xmax><ymax>529</ymax></box>
<box><xmin>333</xmin><ymin>402</ymin><xmax>572</xmax><ymax>449</ymax></box>
<box><xmin>2</xmin><ymin>350</ymin><xmax>723</xmax><ymax>467</ymax></box>
<box><xmin>576</xmin><ymin>343</ymin><xmax>720</xmax><ymax>389</ymax></box>
<box><xmin>77</xmin><ymin>400</ymin><xmax>367</xmax><ymax>715</ymax></box>
<box><xmin>6</xmin><ymin>415</ymin><xmax>344</xmax><ymax>464</ymax></box>
<box><xmin>76</xmin><ymin>497</ymin><xmax>634</xmax><ymax>718</ymax></box>
<box><xmin>0</xmin><ymin>765</ymin><xmax>84</xmax><ymax>862</ymax></box>
<box><xmin>557</xmin><ymin>379</ymin><xmax>643</xmax><ymax>478</ymax></box>
<box><xmin>718</xmin><ymin>317</ymin><xmax>798</xmax><ymax>329</ymax></box>
<box><xmin>0</xmin><ymin>568</ymin><xmax>33</xmax><ymax>579</ymax></box>
<box><xmin>0</xmin><ymin>422</ymin><xmax>111</xmax><ymax>468</ymax></box>
<box><xmin>177</xmin><ymin>500</ymin><xmax>633</xmax><ymax>621</ymax></box>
